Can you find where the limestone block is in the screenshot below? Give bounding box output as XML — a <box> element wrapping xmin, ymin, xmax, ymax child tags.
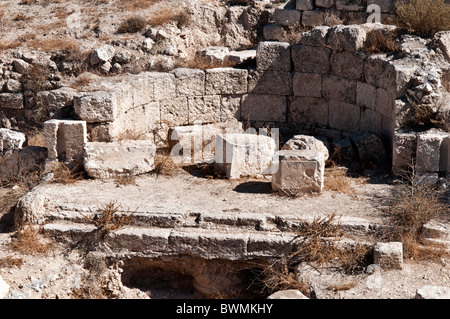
<box><xmin>205</xmin><ymin>68</ymin><xmax>248</xmax><ymax>95</ymax></box>
<box><xmin>248</xmin><ymin>70</ymin><xmax>292</xmax><ymax>96</ymax></box>
<box><xmin>0</xmin><ymin>128</ymin><xmax>26</xmax><ymax>154</ymax></box>
<box><xmin>0</xmin><ymin>146</ymin><xmax>47</xmax><ymax>181</ymax></box>
<box><xmin>151</xmin><ymin>72</ymin><xmax>176</xmax><ymax>101</ymax></box>
<box><xmin>83</xmin><ymin>141</ymin><xmax>156</xmax><ymax>179</ymax></box>
<box><xmin>322</xmin><ymin>75</ymin><xmax>357</xmax><ymax>104</ymax></box>
<box><xmin>302</xmin><ymin>10</ymin><xmax>324</xmax><ymax>27</ymax></box>
<box><xmin>44</xmin><ymin>119</ymin><xmax>87</xmax><ymax>165</ymax></box>
<box><xmin>326</xmin><ymin>25</ymin><xmax>367</xmax><ymax>51</ymax></box>
<box><xmin>293</xmin><ymin>73</ymin><xmax>322</xmax><ymax>97</ymax></box>
<box><xmin>256</xmin><ymin>41</ymin><xmax>291</xmax><ymax>72</ymax></box>
<box><xmin>272</xmin><ymin>9</ymin><xmax>301</xmax><ymax>27</ymax></box>
<box><xmin>356</xmin><ymin>82</ymin><xmax>377</xmax><ymax>110</ymax></box>
<box><xmin>282</xmin><ymin>135</ymin><xmax>330</xmax><ymax>160</ymax></box>
<box><xmin>336</xmin><ymin>0</ymin><xmax>365</xmax><ymax>11</ymax></box>
<box><xmin>268</xmin><ymin>289</ymin><xmax>309</xmax><ymax>299</ymax></box>
<box><xmin>350</xmin><ymin>131</ymin><xmax>388</xmax><ymax>164</ymax></box>
<box><xmin>315</xmin><ymin>0</ymin><xmax>334</xmax><ymax>8</ymax></box>
<box><xmin>416</xmin><ymin>130</ymin><xmax>449</xmax><ymax>173</ymax></box>
<box><xmin>296</xmin><ymin>0</ymin><xmax>314</xmax><ymax>10</ymax></box>
<box><xmin>331</xmin><ymin>137</ymin><xmax>356</xmax><ymax>162</ymax></box>
<box><xmin>188</xmin><ymin>95</ymin><xmax>221</xmax><ymax>124</ymax></box>
<box><xmin>74</xmin><ymin>91</ymin><xmax>117</xmax><ymax>123</ymax></box>
<box><xmin>195</xmin><ymin>47</ymin><xmax>229</xmax><ymax>65</ymax></box>
<box><xmin>221</xmin><ymin>95</ymin><xmax>241</xmax><ymax>121</ymax></box>
<box><xmin>224</xmin><ymin>50</ymin><xmax>256</xmax><ymax>67</ymax></box>
<box><xmin>416</xmin><ymin>286</ymin><xmax>450</xmax><ymax>299</ymax></box>
<box><xmin>373</xmin><ymin>242</ymin><xmax>403</xmax><ymax>270</ymax></box>
<box><xmin>433</xmin><ymin>31</ymin><xmax>450</xmax><ymax>61</ymax></box>
<box><xmin>330</xmin><ymin>51</ymin><xmax>366</xmax><ymax>81</ymax></box>
<box><xmin>299</xmin><ymin>26</ymin><xmax>330</xmax><ymax>47</ymax></box>
<box><xmin>0</xmin><ymin>275</ymin><xmax>9</xmax><ymax>299</ymax></box>
<box><xmin>360</xmin><ymin>108</ymin><xmax>383</xmax><ymax>136</ymax></box>
<box><xmin>241</xmin><ymin>94</ymin><xmax>287</xmax><ymax>123</ymax></box>
<box><xmin>214</xmin><ymin>133</ymin><xmax>277</xmax><ymax>179</ymax></box>
<box><xmin>0</xmin><ymin>93</ymin><xmax>24</xmax><ymax>109</ymax></box>
<box><xmin>5</xmin><ymin>79</ymin><xmax>22</xmax><ymax>93</ymax></box>
<box><xmin>13</xmin><ymin>59</ymin><xmax>31</xmax><ymax>74</ymax></box>
<box><xmin>288</xmin><ymin>97</ymin><xmax>328</xmax><ymax>127</ymax></box>
<box><xmin>292</xmin><ymin>44</ymin><xmax>331</xmax><ymax>74</ymax></box>
<box><xmin>160</xmin><ymin>96</ymin><xmax>189</xmax><ymax>127</ymax></box>
<box><xmin>271</xmin><ymin>149</ymin><xmax>325</xmax><ymax>195</ymax></box>
<box><xmin>90</xmin><ymin>44</ymin><xmax>115</xmax><ymax>65</ymax></box>
<box><xmin>263</xmin><ymin>24</ymin><xmax>286</xmax><ymax>42</ymax></box>
<box><xmin>375</xmin><ymin>88</ymin><xmax>395</xmax><ymax>118</ymax></box>
<box><xmin>171</xmin><ymin>68</ymin><xmax>205</xmax><ymax>96</ymax></box>
<box><xmin>328</xmin><ymin>101</ymin><xmax>361</xmax><ymax>132</ymax></box>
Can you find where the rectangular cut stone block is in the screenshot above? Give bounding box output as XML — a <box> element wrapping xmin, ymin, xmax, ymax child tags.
<box><xmin>272</xmin><ymin>149</ymin><xmax>325</xmax><ymax>195</ymax></box>
<box><xmin>302</xmin><ymin>10</ymin><xmax>324</xmax><ymax>27</ymax></box>
<box><xmin>299</xmin><ymin>26</ymin><xmax>330</xmax><ymax>47</ymax></box>
<box><xmin>292</xmin><ymin>45</ymin><xmax>331</xmax><ymax>74</ymax></box>
<box><xmin>416</xmin><ymin>131</ymin><xmax>449</xmax><ymax>173</ymax></box>
<box><xmin>44</xmin><ymin>119</ymin><xmax>87</xmax><ymax>165</ymax></box>
<box><xmin>296</xmin><ymin>0</ymin><xmax>314</xmax><ymax>10</ymax></box>
<box><xmin>360</xmin><ymin>108</ymin><xmax>383</xmax><ymax>136</ymax></box>
<box><xmin>205</xmin><ymin>68</ymin><xmax>248</xmax><ymax>95</ymax></box>
<box><xmin>263</xmin><ymin>24</ymin><xmax>286</xmax><ymax>42</ymax></box>
<box><xmin>221</xmin><ymin>95</ymin><xmax>241</xmax><ymax>121</ymax></box>
<box><xmin>160</xmin><ymin>96</ymin><xmax>189</xmax><ymax>127</ymax></box>
<box><xmin>225</xmin><ymin>50</ymin><xmax>256</xmax><ymax>67</ymax></box>
<box><xmin>188</xmin><ymin>95</ymin><xmax>221</xmax><ymax>125</ymax></box>
<box><xmin>74</xmin><ymin>91</ymin><xmax>117</xmax><ymax>123</ymax></box>
<box><xmin>171</xmin><ymin>68</ymin><xmax>205</xmax><ymax>96</ymax></box>
<box><xmin>151</xmin><ymin>72</ymin><xmax>176</xmax><ymax>101</ymax></box>
<box><xmin>272</xmin><ymin>9</ymin><xmax>301</xmax><ymax>27</ymax></box>
<box><xmin>0</xmin><ymin>93</ymin><xmax>24</xmax><ymax>109</ymax></box>
<box><xmin>326</xmin><ymin>25</ymin><xmax>367</xmax><ymax>51</ymax></box>
<box><xmin>293</xmin><ymin>73</ymin><xmax>322</xmax><ymax>97</ymax></box>
<box><xmin>328</xmin><ymin>101</ymin><xmax>361</xmax><ymax>132</ymax></box>
<box><xmin>256</xmin><ymin>41</ymin><xmax>291</xmax><ymax>72</ymax></box>
<box><xmin>214</xmin><ymin>133</ymin><xmax>277</xmax><ymax>179</ymax></box>
<box><xmin>83</xmin><ymin>141</ymin><xmax>156</xmax><ymax>179</ymax></box>
<box><xmin>248</xmin><ymin>70</ymin><xmax>292</xmax><ymax>96</ymax></box>
<box><xmin>0</xmin><ymin>128</ymin><xmax>26</xmax><ymax>154</ymax></box>
<box><xmin>330</xmin><ymin>51</ymin><xmax>365</xmax><ymax>81</ymax></box>
<box><xmin>322</xmin><ymin>75</ymin><xmax>357</xmax><ymax>104</ymax></box>
<box><xmin>375</xmin><ymin>88</ymin><xmax>395</xmax><ymax>118</ymax></box>
<box><xmin>316</xmin><ymin>0</ymin><xmax>334</xmax><ymax>7</ymax></box>
<box><xmin>288</xmin><ymin>97</ymin><xmax>329</xmax><ymax>127</ymax></box>
<box><xmin>373</xmin><ymin>242</ymin><xmax>403</xmax><ymax>270</ymax></box>
<box><xmin>241</xmin><ymin>94</ymin><xmax>287</xmax><ymax>122</ymax></box>
<box><xmin>356</xmin><ymin>81</ymin><xmax>377</xmax><ymax>110</ymax></box>
<box><xmin>336</xmin><ymin>0</ymin><xmax>365</xmax><ymax>11</ymax></box>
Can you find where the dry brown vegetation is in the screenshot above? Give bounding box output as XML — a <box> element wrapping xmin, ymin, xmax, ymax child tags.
<box><xmin>80</xmin><ymin>200</ymin><xmax>135</xmax><ymax>233</ymax></box>
<box><xmin>9</xmin><ymin>224</ymin><xmax>51</xmax><ymax>255</ymax></box>
<box><xmin>363</xmin><ymin>30</ymin><xmax>402</xmax><ymax>54</ymax></box>
<box><xmin>323</xmin><ymin>165</ymin><xmax>357</xmax><ymax>195</ymax></box>
<box><xmin>48</xmin><ymin>162</ymin><xmax>84</xmax><ymax>185</ymax></box>
<box><xmin>117</xmin><ymin>15</ymin><xmax>147</xmax><ymax>33</ymax></box>
<box><xmin>396</xmin><ymin>0</ymin><xmax>450</xmax><ymax>38</ymax></box>
<box><xmin>0</xmin><ymin>256</ymin><xmax>24</xmax><ymax>268</ymax></box>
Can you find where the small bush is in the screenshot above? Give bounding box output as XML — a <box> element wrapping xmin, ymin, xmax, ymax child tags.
<box><xmin>10</xmin><ymin>224</ymin><xmax>51</xmax><ymax>255</ymax></box>
<box><xmin>363</xmin><ymin>30</ymin><xmax>402</xmax><ymax>54</ymax></box>
<box><xmin>396</xmin><ymin>0</ymin><xmax>450</xmax><ymax>38</ymax></box>
<box><xmin>81</xmin><ymin>200</ymin><xmax>134</xmax><ymax>233</ymax></box>
<box><xmin>117</xmin><ymin>16</ymin><xmax>147</xmax><ymax>33</ymax></box>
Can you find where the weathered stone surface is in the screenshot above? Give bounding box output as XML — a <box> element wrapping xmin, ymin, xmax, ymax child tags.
<box><xmin>328</xmin><ymin>101</ymin><xmax>360</xmax><ymax>132</ymax></box>
<box><xmin>224</xmin><ymin>50</ymin><xmax>256</xmax><ymax>67</ymax></box>
<box><xmin>74</xmin><ymin>91</ymin><xmax>117</xmax><ymax>123</ymax></box>
<box><xmin>241</xmin><ymin>94</ymin><xmax>287</xmax><ymax>122</ymax></box>
<box><xmin>83</xmin><ymin>141</ymin><xmax>157</xmax><ymax>179</ymax></box>
<box><xmin>256</xmin><ymin>41</ymin><xmax>291</xmax><ymax>72</ymax></box>
<box><xmin>268</xmin><ymin>289</ymin><xmax>309</xmax><ymax>299</ymax></box>
<box><xmin>433</xmin><ymin>31</ymin><xmax>450</xmax><ymax>61</ymax></box>
<box><xmin>0</xmin><ymin>128</ymin><xmax>26</xmax><ymax>154</ymax></box>
<box><xmin>356</xmin><ymin>81</ymin><xmax>377</xmax><ymax>110</ymax></box>
<box><xmin>263</xmin><ymin>24</ymin><xmax>286</xmax><ymax>42</ymax></box>
<box><xmin>282</xmin><ymin>135</ymin><xmax>330</xmax><ymax>160</ymax></box>
<box><xmin>44</xmin><ymin>119</ymin><xmax>87</xmax><ymax>164</ymax></box>
<box><xmin>336</xmin><ymin>0</ymin><xmax>365</xmax><ymax>11</ymax></box>
<box><xmin>292</xmin><ymin>45</ymin><xmax>331</xmax><ymax>74</ymax></box>
<box><xmin>195</xmin><ymin>47</ymin><xmax>229</xmax><ymax>65</ymax></box>
<box><xmin>375</xmin><ymin>88</ymin><xmax>395</xmax><ymax>118</ymax></box>
<box><xmin>327</xmin><ymin>25</ymin><xmax>367</xmax><ymax>51</ymax></box>
<box><xmin>0</xmin><ymin>93</ymin><xmax>24</xmax><ymax>109</ymax></box>
<box><xmin>293</xmin><ymin>73</ymin><xmax>322</xmax><ymax>97</ymax></box>
<box><xmin>299</xmin><ymin>26</ymin><xmax>329</xmax><ymax>47</ymax></box>
<box><xmin>214</xmin><ymin>133</ymin><xmax>277</xmax><ymax>179</ymax></box>
<box><xmin>296</xmin><ymin>0</ymin><xmax>314</xmax><ymax>10</ymax></box>
<box><xmin>272</xmin><ymin>149</ymin><xmax>325</xmax><ymax>195</ymax></box>
<box><xmin>0</xmin><ymin>275</ymin><xmax>9</xmax><ymax>299</ymax></box>
<box><xmin>373</xmin><ymin>242</ymin><xmax>403</xmax><ymax>270</ymax></box>
<box><xmin>415</xmin><ymin>286</ymin><xmax>450</xmax><ymax>299</ymax></box>
<box><xmin>350</xmin><ymin>131</ymin><xmax>388</xmax><ymax>164</ymax></box>
<box><xmin>272</xmin><ymin>9</ymin><xmax>301</xmax><ymax>27</ymax></box>
<box><xmin>0</xmin><ymin>146</ymin><xmax>47</xmax><ymax>182</ymax></box>
<box><xmin>322</xmin><ymin>75</ymin><xmax>356</xmax><ymax>104</ymax></box>
<box><xmin>416</xmin><ymin>130</ymin><xmax>449</xmax><ymax>173</ymax></box>
<box><xmin>315</xmin><ymin>0</ymin><xmax>334</xmax><ymax>8</ymax></box>
<box><xmin>360</xmin><ymin>108</ymin><xmax>383</xmax><ymax>136</ymax></box>
<box><xmin>302</xmin><ymin>10</ymin><xmax>324</xmax><ymax>27</ymax></box>
<box><xmin>205</xmin><ymin>68</ymin><xmax>248</xmax><ymax>95</ymax></box>
<box><xmin>171</xmin><ymin>68</ymin><xmax>205</xmax><ymax>96</ymax></box>
<box><xmin>151</xmin><ymin>72</ymin><xmax>176</xmax><ymax>101</ymax></box>
<box><xmin>13</xmin><ymin>59</ymin><xmax>31</xmax><ymax>74</ymax></box>
<box><xmin>188</xmin><ymin>95</ymin><xmax>221</xmax><ymax>124</ymax></box>
<box><xmin>90</xmin><ymin>44</ymin><xmax>115</xmax><ymax>65</ymax></box>
<box><xmin>288</xmin><ymin>97</ymin><xmax>328</xmax><ymax>127</ymax></box>
<box><xmin>392</xmin><ymin>131</ymin><xmax>417</xmax><ymax>175</ymax></box>
<box><xmin>330</xmin><ymin>51</ymin><xmax>365</xmax><ymax>81</ymax></box>
<box><xmin>160</xmin><ymin>96</ymin><xmax>189</xmax><ymax>127</ymax></box>
<box><xmin>367</xmin><ymin>0</ymin><xmax>396</xmax><ymax>13</ymax></box>
<box><xmin>221</xmin><ymin>95</ymin><xmax>241</xmax><ymax>121</ymax></box>
<box><xmin>248</xmin><ymin>70</ymin><xmax>292</xmax><ymax>95</ymax></box>
<box><xmin>5</xmin><ymin>79</ymin><xmax>22</xmax><ymax>93</ymax></box>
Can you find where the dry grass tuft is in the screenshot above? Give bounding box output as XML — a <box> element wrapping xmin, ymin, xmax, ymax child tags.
<box><xmin>396</xmin><ymin>0</ymin><xmax>450</xmax><ymax>38</ymax></box>
<box><xmin>0</xmin><ymin>256</ymin><xmax>24</xmax><ymax>268</ymax></box>
<box><xmin>363</xmin><ymin>30</ymin><xmax>402</xmax><ymax>54</ymax></box>
<box><xmin>10</xmin><ymin>224</ymin><xmax>51</xmax><ymax>255</ymax></box>
<box><xmin>48</xmin><ymin>162</ymin><xmax>84</xmax><ymax>185</ymax></box>
<box><xmin>400</xmin><ymin>92</ymin><xmax>446</xmax><ymax>129</ymax></box>
<box><xmin>327</xmin><ymin>281</ymin><xmax>358</xmax><ymax>292</ymax></box>
<box><xmin>80</xmin><ymin>200</ymin><xmax>135</xmax><ymax>233</ymax></box>
<box><xmin>115</xmin><ymin>175</ymin><xmax>136</xmax><ymax>186</ymax></box>
<box><xmin>117</xmin><ymin>16</ymin><xmax>147</xmax><ymax>33</ymax></box>
<box><xmin>323</xmin><ymin>165</ymin><xmax>356</xmax><ymax>195</ymax></box>
<box><xmin>153</xmin><ymin>151</ymin><xmax>178</xmax><ymax>177</ymax></box>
